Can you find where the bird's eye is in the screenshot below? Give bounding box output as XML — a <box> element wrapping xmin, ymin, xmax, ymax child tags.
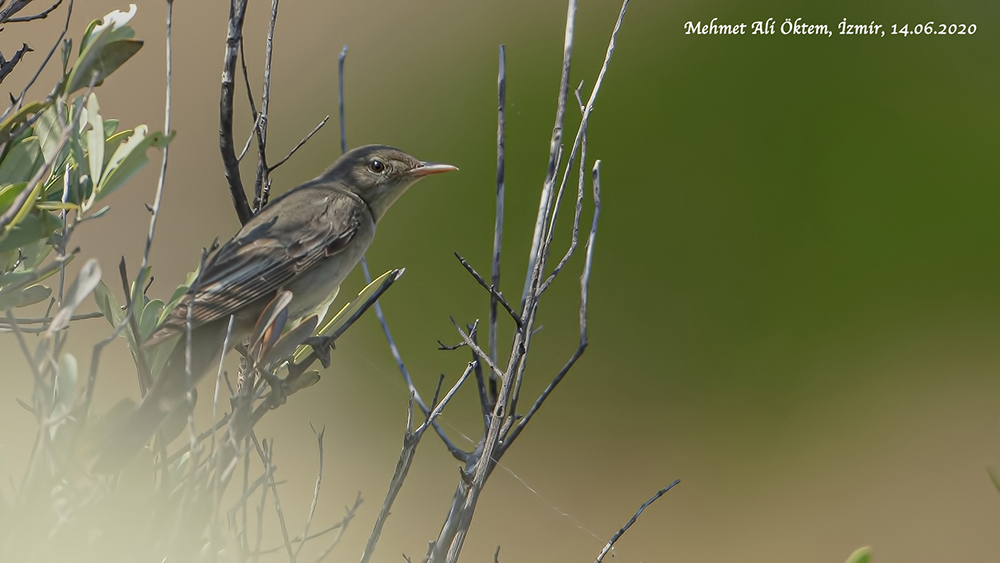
<box><xmin>368</xmin><ymin>159</ymin><xmax>386</xmax><ymax>174</ymax></box>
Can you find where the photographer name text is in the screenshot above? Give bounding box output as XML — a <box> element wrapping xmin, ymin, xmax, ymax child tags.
<box><xmin>684</xmin><ymin>18</ymin><xmax>978</xmax><ymax>37</ymax></box>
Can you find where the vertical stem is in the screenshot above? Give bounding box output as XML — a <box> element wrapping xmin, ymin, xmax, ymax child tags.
<box><xmin>520</xmin><ymin>0</ymin><xmax>576</xmax><ymax>310</ymax></box>
<box><xmin>490</xmin><ymin>45</ymin><xmax>505</xmax><ymax>366</ymax></box>
<box><xmin>253</xmin><ymin>0</ymin><xmax>279</xmax><ymax>211</ymax></box>
<box><xmin>220</xmin><ymin>0</ymin><xmax>253</xmax><ymax>224</ymax></box>
<box><xmin>337</xmin><ymin>45</ymin><xmax>348</xmax><ymax>155</ymax></box>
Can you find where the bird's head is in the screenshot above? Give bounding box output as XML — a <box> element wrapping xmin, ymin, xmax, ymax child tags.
<box><xmin>322</xmin><ymin>144</ymin><xmax>457</xmax><ymax>222</ymax></box>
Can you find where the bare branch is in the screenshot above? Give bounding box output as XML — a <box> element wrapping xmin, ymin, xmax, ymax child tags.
<box><xmin>0</xmin><ymin>0</ymin><xmax>35</xmax><ymax>23</ymax></box>
<box><xmin>362</xmin><ymin>362</ymin><xmax>475</xmax><ymax>563</ymax></box>
<box><xmin>4</xmin><ymin>0</ymin><xmax>70</xmax><ymax>116</ymax></box>
<box><xmin>449</xmin><ymin>317</ymin><xmax>504</xmax><ymax>381</ymax></box>
<box><xmin>4</xmin><ymin>0</ymin><xmax>60</xmax><ymax>23</ymax></box>
<box><xmin>454</xmin><ymin>252</ymin><xmax>521</xmax><ymax>327</ymax></box>
<box><xmin>0</xmin><ymin>44</ymin><xmax>32</xmax><ymax>86</ymax></box>
<box><xmin>490</xmin><ymin>44</ymin><xmax>506</xmax><ymax>364</ymax></box>
<box><xmin>314</xmin><ymin>492</ymin><xmax>362</xmax><ymax>563</ymax></box>
<box><xmin>293</xmin><ymin>425</ymin><xmax>325</xmax><ymax>560</ymax></box>
<box><xmin>504</xmin><ymin>159</ymin><xmax>600</xmax><ymax>449</ymax></box>
<box><xmin>520</xmin><ymin>0</ymin><xmax>577</xmax><ymax>310</ymax></box>
<box><xmin>220</xmin><ymin>0</ymin><xmax>253</xmax><ymax>224</ymax></box>
<box><xmin>337</xmin><ymin>45</ymin><xmax>347</xmax><ymax>154</ymax></box>
<box><xmin>361</xmin><ymin>253</ymin><xmax>465</xmax><ymax>460</ymax></box>
<box><xmin>252</xmin><ymin>0</ymin><xmax>279</xmax><ymax>212</ymax></box>
<box><xmin>594</xmin><ymin>480</ymin><xmax>680</xmax><ymax>563</ymax></box>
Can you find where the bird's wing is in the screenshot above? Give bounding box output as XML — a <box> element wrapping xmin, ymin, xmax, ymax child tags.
<box><xmin>146</xmin><ymin>186</ymin><xmax>366</xmax><ymax>346</ymax></box>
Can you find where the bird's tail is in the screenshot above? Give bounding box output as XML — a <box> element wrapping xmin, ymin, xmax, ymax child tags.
<box><xmin>90</xmin><ymin>392</ymin><xmax>174</xmax><ymax>473</ymax></box>
<box><xmin>91</xmin><ymin>325</ymin><xmax>226</xmax><ymax>473</ymax></box>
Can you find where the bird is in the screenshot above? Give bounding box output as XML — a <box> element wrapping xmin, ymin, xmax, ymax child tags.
<box><xmin>92</xmin><ymin>144</ymin><xmax>457</xmax><ymax>472</ymax></box>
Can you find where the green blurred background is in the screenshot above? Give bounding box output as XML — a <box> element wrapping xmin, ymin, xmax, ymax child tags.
<box><xmin>2</xmin><ymin>0</ymin><xmax>999</xmax><ymax>561</ymax></box>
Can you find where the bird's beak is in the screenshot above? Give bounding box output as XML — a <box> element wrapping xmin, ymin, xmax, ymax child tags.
<box><xmin>410</xmin><ymin>162</ymin><xmax>459</xmax><ymax>177</ymax></box>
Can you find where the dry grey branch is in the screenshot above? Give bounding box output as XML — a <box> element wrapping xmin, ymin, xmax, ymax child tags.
<box><xmin>490</xmin><ymin>44</ymin><xmax>506</xmax><ymax>365</ymax></box>
<box><xmin>252</xmin><ymin>0</ymin><xmax>279</xmax><ymax>212</ymax></box>
<box><xmin>6</xmin><ymin>0</ymin><xmax>71</xmax><ymax>115</ymax></box>
<box><xmin>3</xmin><ymin>0</ymin><xmax>61</xmax><ymax>23</ymax></box>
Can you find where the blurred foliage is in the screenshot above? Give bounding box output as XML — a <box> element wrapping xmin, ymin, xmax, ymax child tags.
<box><xmin>0</xmin><ymin>4</ymin><xmax>170</xmax><ymax>322</ymax></box>
<box><xmin>845</xmin><ymin>547</ymin><xmax>872</xmax><ymax>563</ymax></box>
<box><xmin>0</xmin><ymin>5</ymin><xmax>185</xmax><ymax>561</ymax></box>
<box><xmin>0</xmin><ymin>5</ymin><xmax>405</xmax><ymax>559</ymax></box>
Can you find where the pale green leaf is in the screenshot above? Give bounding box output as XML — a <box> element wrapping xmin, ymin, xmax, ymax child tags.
<box><xmin>96</xmin><ymin>126</ymin><xmax>173</xmax><ymax>201</ymax></box>
<box><xmin>86</xmin><ymin>94</ymin><xmax>104</xmax><ymax>187</ymax></box>
<box><xmin>0</xmin><ymin>283</ymin><xmax>51</xmax><ymax>309</ymax></box>
<box><xmin>0</xmin><ymin>136</ymin><xmax>42</xmax><ymax>186</ymax></box>
<box><xmin>845</xmin><ymin>547</ymin><xmax>871</xmax><ymax>563</ymax></box>
<box><xmin>46</xmin><ymin>258</ymin><xmax>101</xmax><ymax>335</ymax></box>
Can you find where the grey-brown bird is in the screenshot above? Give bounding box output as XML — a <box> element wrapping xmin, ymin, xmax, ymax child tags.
<box><xmin>93</xmin><ymin>144</ymin><xmax>456</xmax><ymax>471</ymax></box>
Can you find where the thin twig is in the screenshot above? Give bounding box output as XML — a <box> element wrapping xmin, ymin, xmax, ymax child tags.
<box><xmin>314</xmin><ymin>492</ymin><xmax>362</xmax><ymax>563</ymax></box>
<box><xmin>252</xmin><ymin>520</ymin><xmax>352</xmax><ymax>556</ymax></box>
<box><xmin>361</xmin><ymin>243</ymin><xmax>465</xmax><ymax>461</ymax></box>
<box><xmin>252</xmin><ymin>0</ymin><xmax>279</xmax><ymax>212</ymax></box>
<box><xmin>539</xmin><ymin>81</ymin><xmax>587</xmax><ymax>294</ymax></box>
<box><xmin>118</xmin><ymin>258</ymin><xmax>151</xmax><ymax>393</ymax></box>
<box><xmin>4</xmin><ymin>0</ymin><xmax>60</xmax><ymax>23</ymax></box>
<box><xmin>269</xmin><ymin>115</ymin><xmax>329</xmax><ymax>172</ymax></box>
<box><xmin>5</xmin><ymin>310</ymin><xmax>46</xmax><ymax>404</ymax></box>
<box><xmin>237</xmin><ymin>41</ymin><xmax>259</xmax><ymax>163</ymax></box>
<box><xmin>337</xmin><ymin>45</ymin><xmax>347</xmax><ymax>154</ymax></box>
<box><xmin>504</xmin><ymin>159</ymin><xmax>600</xmax><ymax>448</ymax></box>
<box><xmin>594</xmin><ymin>480</ymin><xmax>681</xmax><ymax>563</ymax></box>
<box><xmin>509</xmin><ymin>0</ymin><xmax>628</xmax><ymax>428</ymax></box>
<box><xmin>449</xmin><ymin>317</ymin><xmax>503</xmax><ymax>381</ymax></box>
<box><xmin>293</xmin><ymin>425</ymin><xmax>325</xmax><ymax>560</ymax></box>
<box><xmin>454</xmin><ymin>252</ymin><xmax>521</xmax><ymax>327</ymax></box>
<box><xmin>520</xmin><ymin>0</ymin><xmax>577</xmax><ymax>310</ymax></box>
<box><xmin>209</xmin><ymin>314</ymin><xmax>236</xmax><ymax>557</ymax></box>
<box><xmin>0</xmin><ymin>0</ymin><xmax>34</xmax><ymax>22</ymax></box>
<box><xmin>360</xmin><ymin>363</ymin><xmax>473</xmax><ymax>563</ymax></box>
<box><xmin>264</xmin><ymin>440</ymin><xmax>296</xmax><ymax>562</ymax></box>
<box><xmin>130</xmin><ymin>0</ymin><xmax>174</xmax><ymax>323</ymax></box>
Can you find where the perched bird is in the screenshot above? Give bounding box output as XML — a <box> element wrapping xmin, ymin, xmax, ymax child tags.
<box><xmin>93</xmin><ymin>144</ymin><xmax>457</xmax><ymax>471</ymax></box>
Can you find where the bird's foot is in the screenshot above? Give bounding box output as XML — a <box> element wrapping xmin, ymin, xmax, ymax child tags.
<box><xmin>303</xmin><ymin>335</ymin><xmax>337</xmax><ymax>368</ymax></box>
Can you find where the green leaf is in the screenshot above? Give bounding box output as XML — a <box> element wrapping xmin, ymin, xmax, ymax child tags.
<box><xmin>51</xmin><ymin>353</ymin><xmax>79</xmax><ymax>422</ymax></box>
<box><xmin>103</xmin><ymin>118</ymin><xmax>119</xmax><ymax>138</ymax></box>
<box><xmin>0</xmin><ymin>136</ymin><xmax>42</xmax><ymax>186</ymax></box>
<box><xmin>988</xmin><ymin>467</ymin><xmax>1000</xmax><ymax>494</ymax></box>
<box><xmin>85</xmin><ymin>5</ymin><xmax>137</xmax><ymax>47</ymax></box>
<box><xmin>35</xmin><ymin>105</ymin><xmax>63</xmax><ymax>163</ymax></box>
<box><xmin>0</xmin><ymin>210</ymin><xmax>59</xmax><ymax>254</ymax></box>
<box><xmin>19</xmin><ymin>238</ymin><xmax>54</xmax><ymax>269</ymax></box>
<box><xmin>93</xmin><ymin>279</ymin><xmax>123</xmax><ymax>327</ymax></box>
<box><xmin>845</xmin><ymin>547</ymin><xmax>871</xmax><ymax>563</ymax></box>
<box><xmin>286</xmin><ymin>370</ymin><xmax>321</xmax><ymax>394</ymax></box>
<box><xmin>46</xmin><ymin>258</ymin><xmax>101</xmax><ymax>335</ymax></box>
<box><xmin>60</xmin><ymin>38</ymin><xmax>72</xmax><ymax>74</ymax></box>
<box><xmin>0</xmin><ymin>182</ymin><xmax>27</xmax><ymax>211</ymax></box>
<box><xmin>0</xmin><ymin>101</ymin><xmax>47</xmax><ymax>146</ymax></box>
<box><xmin>86</xmin><ymin>94</ymin><xmax>104</xmax><ymax>189</ymax></box>
<box><xmin>96</xmin><ymin>125</ymin><xmax>173</xmax><ymax>201</ymax></box>
<box><xmin>293</xmin><ymin>269</ymin><xmax>403</xmax><ymax>362</ymax></box>
<box><xmin>0</xmin><ymin>283</ymin><xmax>51</xmax><ymax>309</ymax></box>
<box><xmin>139</xmin><ymin>298</ymin><xmax>163</xmax><ymax>341</ymax></box>
<box><xmin>67</xmin><ymin>37</ymin><xmax>143</xmax><ymax>94</ymax></box>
